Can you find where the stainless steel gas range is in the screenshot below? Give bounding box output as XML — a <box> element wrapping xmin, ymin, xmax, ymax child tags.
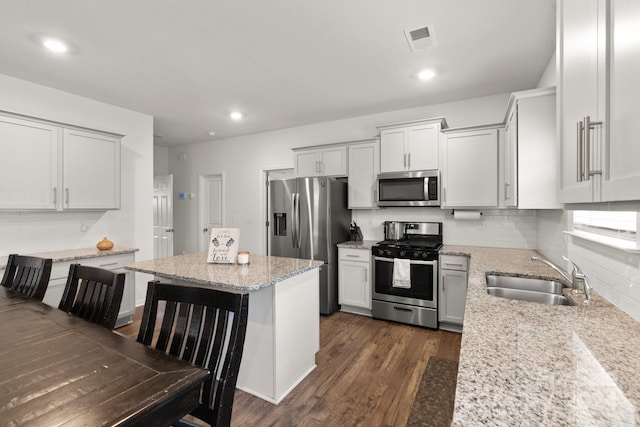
<box><xmin>371</xmin><ymin>221</ymin><xmax>442</xmax><ymax>329</ymax></box>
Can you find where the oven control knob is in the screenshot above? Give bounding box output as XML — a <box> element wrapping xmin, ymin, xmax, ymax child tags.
<box><xmin>400</xmin><ymin>250</ymin><xmax>406</xmax><ymax>257</ymax></box>
<box><xmin>385</xmin><ymin>249</ymin><xmax>392</xmax><ymax>256</ymax></box>
<box><xmin>422</xmin><ymin>252</ymin><xmax>428</xmax><ymax>259</ymax></box>
<box><xmin>413</xmin><ymin>251</ymin><xmax>420</xmax><ymax>258</ymax></box>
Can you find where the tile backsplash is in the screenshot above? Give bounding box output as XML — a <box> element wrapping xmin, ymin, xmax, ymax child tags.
<box><xmin>353</xmin><ymin>208</ymin><xmax>537</xmax><ymax>249</ymax></box>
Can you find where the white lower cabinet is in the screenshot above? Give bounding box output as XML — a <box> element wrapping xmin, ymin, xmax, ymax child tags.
<box><xmin>439</xmin><ymin>254</ymin><xmax>469</xmax><ymax>333</ymax></box>
<box><xmin>338</xmin><ymin>247</ymin><xmax>372</xmax><ymax>316</ymax></box>
<box><xmin>42</xmin><ymin>252</ymin><xmax>136</xmax><ymax>328</ymax></box>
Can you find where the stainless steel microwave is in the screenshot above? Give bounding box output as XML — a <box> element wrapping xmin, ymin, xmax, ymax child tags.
<box><xmin>376</xmin><ymin>170</ymin><xmax>440</xmax><ymax>207</ymax></box>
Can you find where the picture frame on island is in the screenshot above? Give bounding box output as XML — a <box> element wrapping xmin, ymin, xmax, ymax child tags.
<box><xmin>207</xmin><ymin>228</ymin><xmax>240</xmax><ymax>263</ymax></box>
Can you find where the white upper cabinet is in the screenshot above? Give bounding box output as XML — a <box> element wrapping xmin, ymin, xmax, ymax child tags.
<box><xmin>378</xmin><ymin>118</ymin><xmax>446</xmax><ymax>173</ymax></box>
<box><xmin>558</xmin><ymin>0</ymin><xmax>640</xmax><ymax>203</ymax></box>
<box><xmin>348</xmin><ymin>139</ymin><xmax>379</xmax><ymax>209</ymax></box>
<box><xmin>602</xmin><ymin>0</ymin><xmax>640</xmax><ymax>201</ymax></box>
<box><xmin>294</xmin><ymin>145</ymin><xmax>347</xmax><ymax>177</ymax></box>
<box><xmin>558</xmin><ymin>0</ymin><xmax>606</xmax><ymax>203</ymax></box>
<box><xmin>0</xmin><ymin>115</ymin><xmax>59</xmax><ymax>210</ymax></box>
<box><xmin>63</xmin><ymin>128</ymin><xmax>121</xmax><ymax>210</ymax></box>
<box><xmin>441</xmin><ymin>126</ymin><xmax>499</xmax><ymax>207</ymax></box>
<box><xmin>503</xmin><ymin>88</ymin><xmax>560</xmax><ymax>209</ymax></box>
<box><xmin>0</xmin><ymin>112</ymin><xmax>121</xmax><ymax>210</ymax></box>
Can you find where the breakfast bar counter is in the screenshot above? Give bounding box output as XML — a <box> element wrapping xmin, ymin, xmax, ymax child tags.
<box><xmin>443</xmin><ymin>245</ymin><xmax>640</xmax><ymax>425</ymax></box>
<box><xmin>126</xmin><ymin>252</ymin><xmax>323</xmax><ymax>404</ymax></box>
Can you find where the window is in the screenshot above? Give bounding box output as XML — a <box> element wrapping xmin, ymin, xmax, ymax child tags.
<box><xmin>573</xmin><ymin>211</ymin><xmax>637</xmax><ymax>241</ymax></box>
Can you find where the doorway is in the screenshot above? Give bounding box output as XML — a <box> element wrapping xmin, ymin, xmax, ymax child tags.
<box><xmin>153</xmin><ymin>174</ymin><xmax>174</xmax><ymax>259</ymax></box>
<box><xmin>199</xmin><ymin>173</ymin><xmax>225</xmax><ymax>251</ymax></box>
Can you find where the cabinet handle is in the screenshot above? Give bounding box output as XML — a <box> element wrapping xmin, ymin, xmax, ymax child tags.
<box><xmin>346</xmin><ymin>254</ymin><xmax>360</xmax><ymax>258</ymax></box>
<box><xmin>442</xmin><ymin>275</ymin><xmax>445</xmax><ymax>293</ymax></box>
<box><xmin>504</xmin><ymin>183</ymin><xmax>509</xmax><ymax>200</ymax></box>
<box><xmin>65</xmin><ymin>188</ymin><xmax>69</xmax><ymax>205</ymax></box>
<box><xmin>585</xmin><ymin>115</ymin><xmax>603</xmax><ymax>177</ymax></box>
<box><xmin>373</xmin><ymin>189</ymin><xmax>377</xmax><ymax>203</ymax></box>
<box><xmin>363</xmin><ymin>268</ymin><xmax>367</xmax><ymax>282</ymax></box>
<box><xmin>445</xmin><ymin>263</ymin><xmax>464</xmax><ymax>267</ymax></box>
<box><xmin>99</xmin><ymin>262</ymin><xmax>118</xmax><ymax>267</ymax></box>
<box><xmin>403</xmin><ymin>153</ymin><xmax>407</xmax><ymax>169</ymax></box>
<box><xmin>442</xmin><ymin>187</ymin><xmax>446</xmax><ymax>205</ymax></box>
<box><xmin>407</xmin><ymin>153</ymin><xmax>411</xmax><ymax>169</ymax></box>
<box><xmin>53</xmin><ymin>187</ymin><xmax>57</xmax><ymax>204</ymax></box>
<box><xmin>576</xmin><ymin>120</ymin><xmax>584</xmax><ymax>182</ymax></box>
<box><xmin>584</xmin><ymin>115</ymin><xmax>591</xmax><ymax>180</ymax></box>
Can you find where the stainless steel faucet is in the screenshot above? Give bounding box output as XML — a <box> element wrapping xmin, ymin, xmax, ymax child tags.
<box><xmin>531</xmin><ymin>256</ymin><xmax>592</xmax><ymax>303</ymax></box>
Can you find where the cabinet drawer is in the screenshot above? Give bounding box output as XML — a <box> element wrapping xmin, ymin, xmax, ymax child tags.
<box><xmin>440</xmin><ymin>255</ymin><xmax>469</xmax><ymax>271</ymax></box>
<box><xmin>338</xmin><ymin>247</ymin><xmax>370</xmax><ymax>262</ymax></box>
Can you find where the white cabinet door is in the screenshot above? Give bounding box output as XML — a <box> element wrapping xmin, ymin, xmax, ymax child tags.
<box><xmin>63</xmin><ymin>128</ymin><xmax>121</xmax><ymax>209</ymax></box>
<box><xmin>338</xmin><ymin>247</ymin><xmax>372</xmax><ymax>313</ymax></box>
<box><xmin>0</xmin><ymin>115</ymin><xmax>59</xmax><ymax>210</ymax></box>
<box><xmin>442</xmin><ymin>128</ymin><xmax>498</xmax><ymax>207</ymax></box>
<box><xmin>295</xmin><ymin>150</ymin><xmax>319</xmax><ymax>176</ymax></box>
<box><xmin>380</xmin><ymin>128</ymin><xmax>406</xmax><ymax>173</ymax></box>
<box><xmin>319</xmin><ymin>146</ymin><xmax>347</xmax><ymax>176</ymax></box>
<box><xmin>602</xmin><ymin>0</ymin><xmax>640</xmax><ymax>201</ymax></box>
<box><xmin>439</xmin><ymin>269</ymin><xmax>468</xmax><ymax>325</ymax></box>
<box><xmin>338</xmin><ymin>260</ymin><xmax>371</xmax><ymax>309</ymax></box>
<box><xmin>348</xmin><ymin>141</ymin><xmax>379</xmax><ymax>209</ymax></box>
<box><xmin>558</xmin><ymin>0</ymin><xmax>606</xmax><ymax>203</ymax></box>
<box><xmin>406</xmin><ymin>123</ymin><xmax>439</xmax><ymax>171</ymax></box>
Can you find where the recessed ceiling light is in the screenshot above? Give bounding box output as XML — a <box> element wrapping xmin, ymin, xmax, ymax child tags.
<box><xmin>208</xmin><ymin>131</ymin><xmax>216</xmax><ymax>136</ymax></box>
<box><xmin>42</xmin><ymin>38</ymin><xmax>68</xmax><ymax>53</ymax></box>
<box><xmin>230</xmin><ymin>111</ymin><xmax>243</xmax><ymax>121</ymax></box>
<box><xmin>417</xmin><ymin>69</ymin><xmax>436</xmax><ymax>80</ymax></box>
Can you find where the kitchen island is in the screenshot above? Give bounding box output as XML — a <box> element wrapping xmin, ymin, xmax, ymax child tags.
<box><xmin>444</xmin><ymin>245</ymin><xmax>640</xmax><ymax>425</ymax></box>
<box><xmin>126</xmin><ymin>252</ymin><xmax>323</xmax><ymax>404</ymax></box>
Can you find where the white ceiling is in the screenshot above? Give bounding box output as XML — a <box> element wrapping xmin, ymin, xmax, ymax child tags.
<box><xmin>0</xmin><ymin>0</ymin><xmax>556</xmax><ymax>147</ymax></box>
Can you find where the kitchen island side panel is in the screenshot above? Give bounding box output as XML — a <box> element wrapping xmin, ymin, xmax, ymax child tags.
<box><xmin>236</xmin><ymin>268</ymin><xmax>319</xmax><ymax>404</ymax></box>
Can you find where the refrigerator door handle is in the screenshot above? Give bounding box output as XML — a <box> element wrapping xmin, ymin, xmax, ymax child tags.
<box><xmin>293</xmin><ymin>192</ymin><xmax>301</xmax><ymax>248</ymax></box>
<box><xmin>291</xmin><ymin>192</ymin><xmax>297</xmax><ymax>248</ymax></box>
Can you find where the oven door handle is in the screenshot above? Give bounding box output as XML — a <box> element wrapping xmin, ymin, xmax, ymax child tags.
<box><xmin>373</xmin><ymin>256</ymin><xmax>436</xmax><ymax>266</ymax></box>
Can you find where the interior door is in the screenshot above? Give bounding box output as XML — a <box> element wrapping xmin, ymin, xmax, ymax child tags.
<box><xmin>200</xmin><ymin>174</ymin><xmax>224</xmax><ymax>251</ymax></box>
<box><xmin>153</xmin><ymin>174</ymin><xmax>174</xmax><ymax>258</ymax></box>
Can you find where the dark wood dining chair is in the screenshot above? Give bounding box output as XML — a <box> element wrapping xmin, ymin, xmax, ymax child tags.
<box><xmin>58</xmin><ymin>264</ymin><xmax>125</xmax><ymax>329</ymax></box>
<box><xmin>1</xmin><ymin>254</ymin><xmax>52</xmax><ymax>301</ymax></box>
<box><xmin>137</xmin><ymin>281</ymin><xmax>249</xmax><ymax>427</ymax></box>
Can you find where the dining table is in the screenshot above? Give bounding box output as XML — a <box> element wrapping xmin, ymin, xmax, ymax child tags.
<box><xmin>0</xmin><ymin>286</ymin><xmax>210</xmax><ymax>426</ymax></box>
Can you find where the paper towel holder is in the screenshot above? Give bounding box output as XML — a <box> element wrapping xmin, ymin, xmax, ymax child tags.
<box><xmin>451</xmin><ymin>209</ymin><xmax>483</xmax><ymax>215</ymax></box>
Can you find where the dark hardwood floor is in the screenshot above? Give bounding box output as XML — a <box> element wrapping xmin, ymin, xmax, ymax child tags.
<box><xmin>118</xmin><ymin>307</ymin><xmax>462</xmax><ymax>427</ymax></box>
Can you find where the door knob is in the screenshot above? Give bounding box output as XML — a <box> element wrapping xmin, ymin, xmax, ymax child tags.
<box><xmin>203</xmin><ymin>228</ymin><xmax>208</xmax><ymax>232</ymax></box>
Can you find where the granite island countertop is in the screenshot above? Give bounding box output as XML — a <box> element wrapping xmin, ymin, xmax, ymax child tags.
<box><xmin>125</xmin><ymin>252</ymin><xmax>323</xmax><ymax>293</ymax></box>
<box><xmin>0</xmin><ymin>247</ymin><xmax>138</xmax><ymax>270</ymax></box>
<box><xmin>443</xmin><ymin>245</ymin><xmax>640</xmax><ymax>425</ymax></box>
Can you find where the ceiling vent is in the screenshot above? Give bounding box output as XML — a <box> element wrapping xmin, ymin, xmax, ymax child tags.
<box><xmin>404</xmin><ymin>25</ymin><xmax>436</xmax><ymax>52</ymax></box>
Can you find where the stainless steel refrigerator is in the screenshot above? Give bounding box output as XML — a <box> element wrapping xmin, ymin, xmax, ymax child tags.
<box><xmin>268</xmin><ymin>176</ymin><xmax>351</xmax><ymax>315</ymax></box>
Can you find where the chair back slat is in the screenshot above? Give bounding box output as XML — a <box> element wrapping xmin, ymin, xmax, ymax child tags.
<box><xmin>1</xmin><ymin>254</ymin><xmax>52</xmax><ymax>301</ymax></box>
<box><xmin>137</xmin><ymin>281</ymin><xmax>249</xmax><ymax>427</ymax></box>
<box><xmin>58</xmin><ymin>264</ymin><xmax>125</xmax><ymax>330</ymax></box>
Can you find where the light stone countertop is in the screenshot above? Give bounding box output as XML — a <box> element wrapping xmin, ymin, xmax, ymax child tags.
<box><xmin>337</xmin><ymin>240</ymin><xmax>377</xmax><ymax>250</ymax></box>
<box><xmin>125</xmin><ymin>252</ymin><xmax>323</xmax><ymax>293</ymax></box>
<box><xmin>443</xmin><ymin>245</ymin><xmax>640</xmax><ymax>426</ymax></box>
<box><xmin>0</xmin><ymin>247</ymin><xmax>138</xmax><ymax>270</ymax></box>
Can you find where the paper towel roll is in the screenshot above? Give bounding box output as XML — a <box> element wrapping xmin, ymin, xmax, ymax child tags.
<box><xmin>453</xmin><ymin>210</ymin><xmax>481</xmax><ymax>220</ymax></box>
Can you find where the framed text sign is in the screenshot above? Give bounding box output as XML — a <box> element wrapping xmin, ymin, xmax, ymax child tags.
<box><xmin>206</xmin><ymin>228</ymin><xmax>240</xmax><ymax>263</ymax></box>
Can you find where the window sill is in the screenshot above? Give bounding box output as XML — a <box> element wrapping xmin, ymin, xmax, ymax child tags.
<box><xmin>563</xmin><ymin>230</ymin><xmax>640</xmax><ymax>253</ymax></box>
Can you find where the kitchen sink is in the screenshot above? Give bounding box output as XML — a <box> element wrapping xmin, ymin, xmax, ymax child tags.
<box><xmin>486</xmin><ymin>274</ymin><xmax>573</xmax><ymax>306</ymax></box>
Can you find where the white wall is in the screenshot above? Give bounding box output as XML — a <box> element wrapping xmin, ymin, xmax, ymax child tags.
<box><xmin>154</xmin><ymin>145</ymin><xmax>169</xmax><ymax>176</ymax></box>
<box><xmin>168</xmin><ymin>92</ymin><xmax>512</xmax><ymax>255</ymax></box>
<box><xmin>0</xmin><ymin>73</ymin><xmax>154</xmax><ymax>306</ymax></box>
<box><xmin>537</xmin><ymin>51</ymin><xmax>557</xmax><ymax>88</ymax></box>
